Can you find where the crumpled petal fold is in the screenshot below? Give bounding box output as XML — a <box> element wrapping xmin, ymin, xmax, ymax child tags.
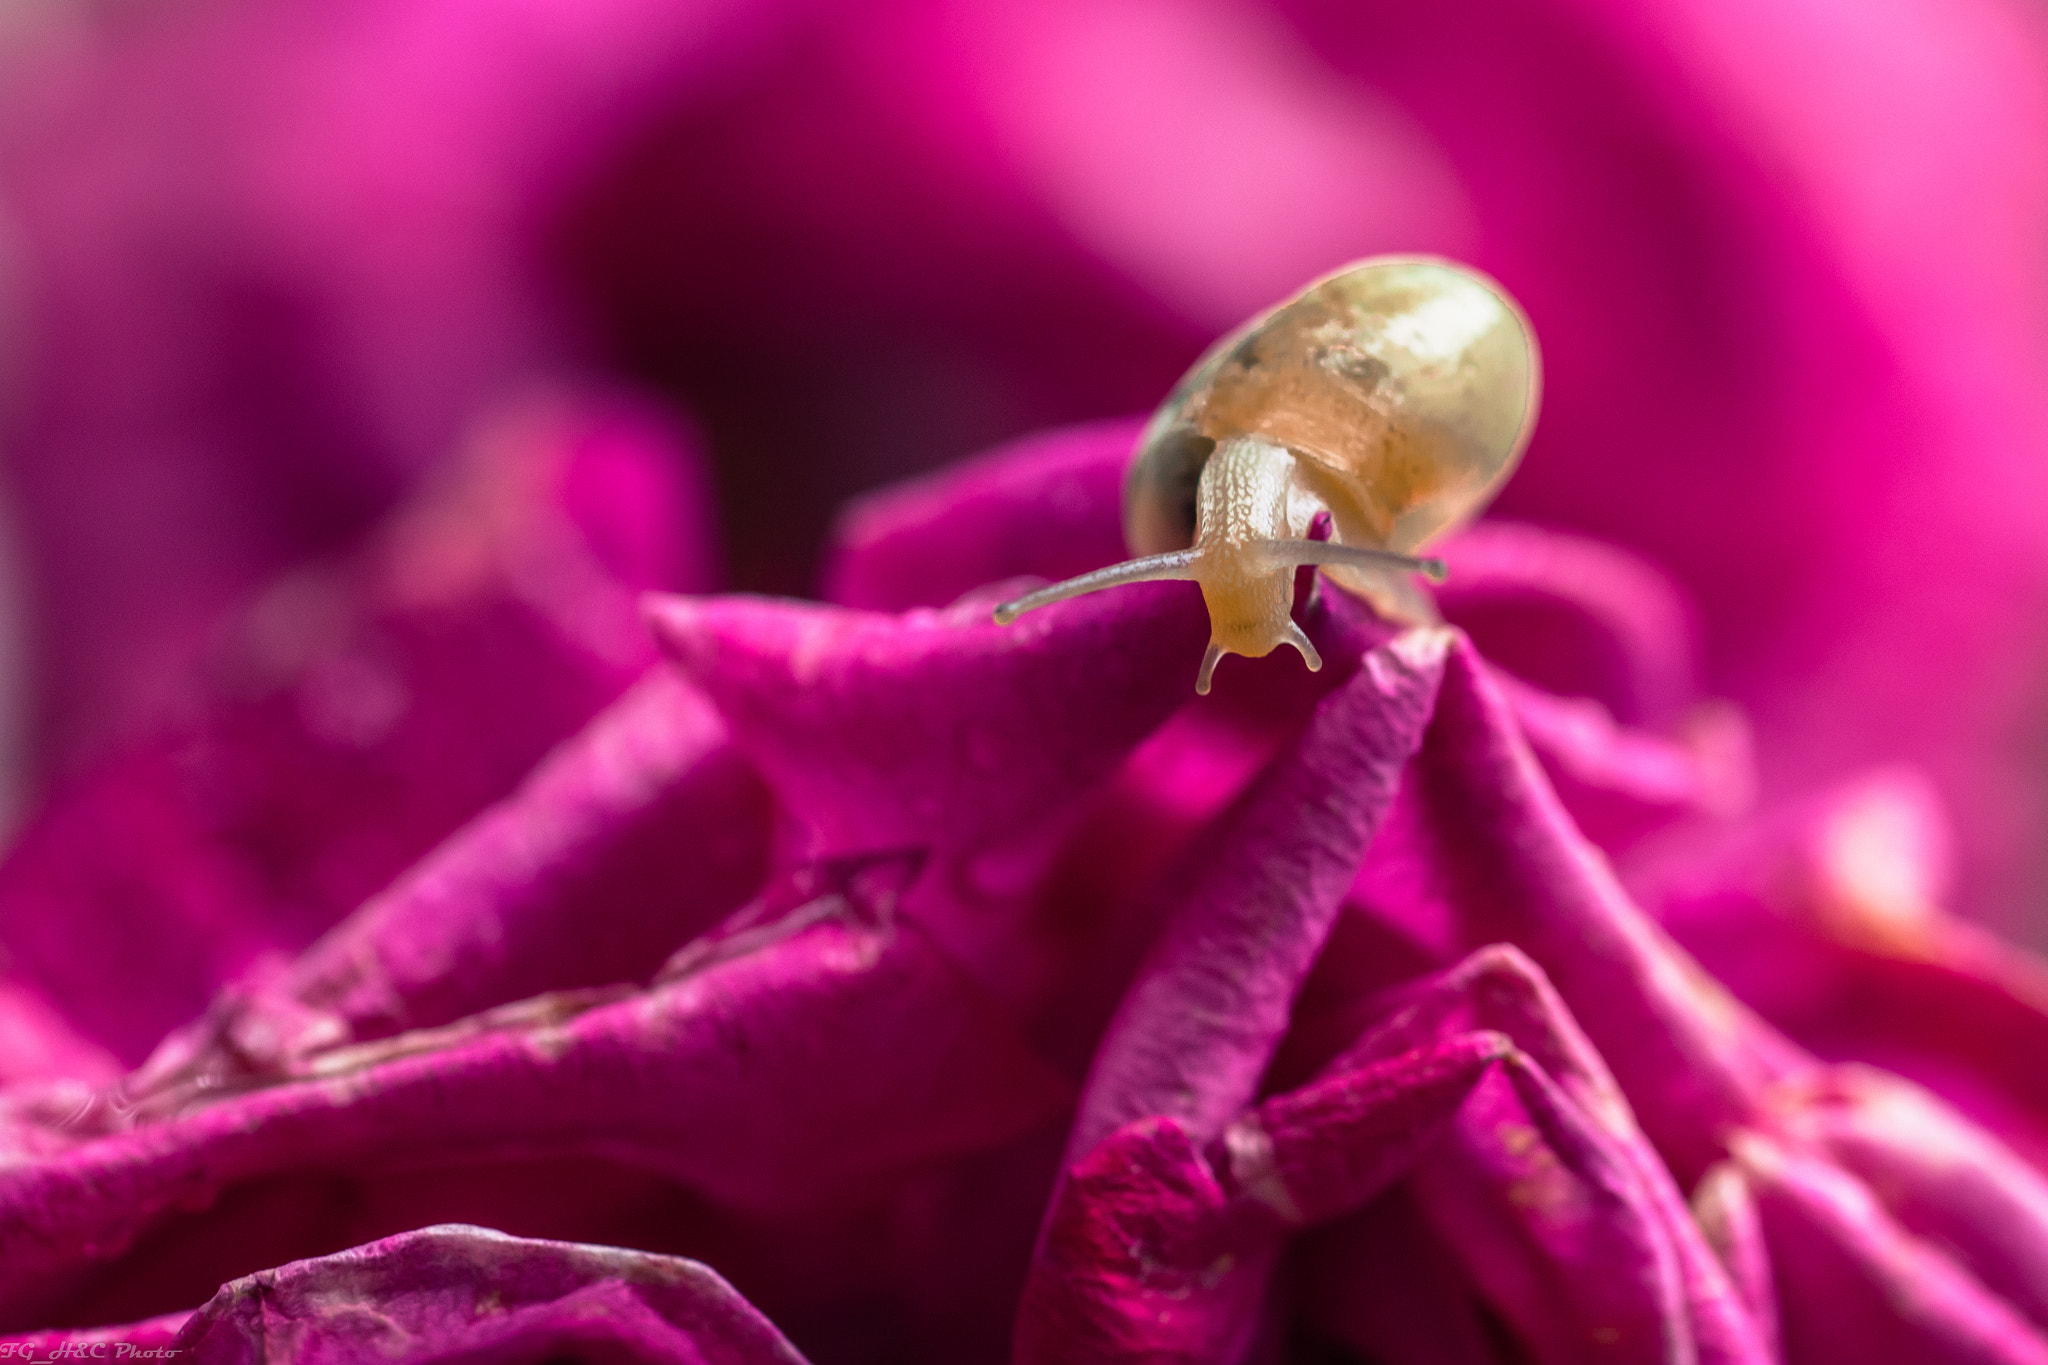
<box><xmin>172</xmin><ymin>1224</ymin><xmax>809</xmax><ymax>1365</ymax></box>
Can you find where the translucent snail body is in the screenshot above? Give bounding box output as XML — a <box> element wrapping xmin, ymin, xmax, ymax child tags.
<box><xmin>995</xmin><ymin>256</ymin><xmax>1541</xmax><ymax>693</ymax></box>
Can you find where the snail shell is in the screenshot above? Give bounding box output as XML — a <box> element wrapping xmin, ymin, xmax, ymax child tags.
<box><xmin>997</xmin><ymin>256</ymin><xmax>1540</xmax><ymax>693</ymax></box>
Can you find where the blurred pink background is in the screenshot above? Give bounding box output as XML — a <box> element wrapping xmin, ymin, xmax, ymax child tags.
<box><xmin>0</xmin><ymin>0</ymin><xmax>2044</xmax><ymax>930</ymax></box>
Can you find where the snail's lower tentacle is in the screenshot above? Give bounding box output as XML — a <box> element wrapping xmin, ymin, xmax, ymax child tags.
<box><xmin>1282</xmin><ymin>620</ymin><xmax>1323</xmax><ymax>671</ymax></box>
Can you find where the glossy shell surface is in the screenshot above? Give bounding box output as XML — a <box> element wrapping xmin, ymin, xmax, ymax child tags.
<box><xmin>1124</xmin><ymin>256</ymin><xmax>1540</xmax><ymax>558</ymax></box>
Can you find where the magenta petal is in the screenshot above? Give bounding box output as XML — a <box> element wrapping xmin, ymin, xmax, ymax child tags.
<box><xmin>1410</xmin><ymin>1051</ymin><xmax>1691</xmax><ymax>1365</ymax></box>
<box><xmin>1023</xmin><ymin>998</ymin><xmax>1749</xmax><ymax>1365</ymax></box>
<box><xmin>645</xmin><ymin>582</ymin><xmax>1207</xmax><ymax>856</ymax></box>
<box><xmin>1356</xmin><ymin>633</ymin><xmax>1809</xmax><ymax>1180</ymax></box>
<box><xmin>1066</xmin><ymin>627</ymin><xmax>1446</xmax><ymax>1160</ymax></box>
<box><xmin>0</xmin><ymin>982</ymin><xmax>119</xmax><ymax>1087</ymax></box>
<box><xmin>0</xmin><ymin>907</ymin><xmax>1067</xmax><ymax>1328</ymax></box>
<box><xmin>1013</xmin><ymin>1115</ymin><xmax>1269</xmax><ymax>1365</ymax></box>
<box><xmin>1629</xmin><ymin>772</ymin><xmax>2048</xmax><ymax>1145</ymax></box>
<box><xmin>1016</xmin><ymin>944</ymin><xmax>1764</xmax><ymax>1364</ymax></box>
<box><xmin>0</xmin><ymin>0</ymin><xmax>763</xmax><ymax>772</ymax></box>
<box><xmin>1736</xmin><ymin>1131</ymin><xmax>2048</xmax><ymax>1365</ymax></box>
<box><xmin>1319</xmin><ymin>944</ymin><xmax>1632</xmax><ymax>1124</ymax></box>
<box><xmin>1497</xmin><ymin>669</ymin><xmax>1753</xmax><ymax>852</ymax></box>
<box><xmin>1435</xmin><ymin>520</ymin><xmax>1703</xmax><ymax>730</ymax></box>
<box><xmin>166</xmin><ymin>1224</ymin><xmax>806</xmax><ymax>1365</ymax></box>
<box><xmin>0</xmin><ymin>396</ymin><xmax>709</xmax><ymax>1063</ymax></box>
<box><xmin>1330</xmin><ymin>945</ymin><xmax>1770</xmax><ymax>1364</ymax></box>
<box><xmin>823</xmin><ymin>419</ymin><xmax>1140</xmax><ymax>612</ymax></box>
<box><xmin>1221</xmin><ymin>1030</ymin><xmax>1511</xmax><ymax>1227</ymax></box>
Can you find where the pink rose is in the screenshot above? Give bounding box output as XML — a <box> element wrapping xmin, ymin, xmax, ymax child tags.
<box><xmin>0</xmin><ymin>0</ymin><xmax>2044</xmax><ymax>1360</ymax></box>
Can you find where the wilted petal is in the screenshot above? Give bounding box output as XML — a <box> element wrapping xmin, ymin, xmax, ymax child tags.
<box><xmin>1015</xmin><ymin>1115</ymin><xmax>1269</xmax><ymax>1365</ymax></box>
<box><xmin>1065</xmin><ymin>627</ymin><xmax>1445</xmax><ymax>1160</ymax></box>
<box><xmin>1410</xmin><ymin>1051</ymin><xmax>1690</xmax><ymax>1365</ymax></box>
<box><xmin>1327</xmin><ymin>945</ymin><xmax>1769</xmax><ymax>1365</ymax></box>
<box><xmin>1016</xmin><ymin>1034</ymin><xmax>1505</xmax><ymax>1364</ymax></box>
<box><xmin>666</xmin><ymin>507</ymin><xmax>1394</xmax><ymax>1046</ymax></box>
<box><xmin>1022</xmin><ymin>938</ymin><xmax>1778</xmax><ymax>1364</ymax></box>
<box><xmin>0</xmin><ymin>1311</ymin><xmax>192</xmax><ymax>1360</ymax></box>
<box><xmin>975</xmin><ymin>590</ymin><xmax>1390</xmax><ymax>1062</ymax></box>
<box><xmin>0</xmin><ymin>876</ymin><xmax>1067</xmax><ymax>1329</ymax></box>
<box><xmin>1222</xmin><ymin>1031</ymin><xmax>1511</xmax><ymax>1228</ymax></box>
<box><xmin>179</xmin><ymin>667</ymin><xmax>772</xmax><ymax>1073</ymax></box>
<box><xmin>168</xmin><ymin>1224</ymin><xmax>806</xmax><ymax>1364</ymax></box>
<box><xmin>645</xmin><ymin>582</ymin><xmax>1207</xmax><ymax>856</ymax></box>
<box><xmin>1735</xmin><ymin>1131</ymin><xmax>2048</xmax><ymax>1365</ymax></box>
<box><xmin>1309</xmin><ymin>944</ymin><xmax>1633</xmax><ymax>1132</ymax></box>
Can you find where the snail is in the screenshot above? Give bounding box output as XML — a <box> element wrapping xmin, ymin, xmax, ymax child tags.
<box><xmin>994</xmin><ymin>256</ymin><xmax>1540</xmax><ymax>694</ymax></box>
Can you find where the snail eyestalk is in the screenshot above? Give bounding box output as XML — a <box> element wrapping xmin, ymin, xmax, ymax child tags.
<box><xmin>1252</xmin><ymin>539</ymin><xmax>1448</xmax><ymax>583</ymax></box>
<box><xmin>991</xmin><ymin>550</ymin><xmax>1200</xmax><ymax>624</ymax></box>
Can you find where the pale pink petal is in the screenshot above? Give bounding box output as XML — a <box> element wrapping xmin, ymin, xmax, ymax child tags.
<box><xmin>1629</xmin><ymin>772</ymin><xmax>2048</xmax><ymax>1151</ymax></box>
<box><xmin>1780</xmin><ymin>1066</ymin><xmax>2048</xmax><ymax>1335</ymax></box>
<box><xmin>1693</xmin><ymin>1161</ymin><xmax>1782</xmax><ymax>1364</ymax></box>
<box><xmin>1736</xmin><ymin>1130</ymin><xmax>2048</xmax><ymax>1365</ymax></box>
